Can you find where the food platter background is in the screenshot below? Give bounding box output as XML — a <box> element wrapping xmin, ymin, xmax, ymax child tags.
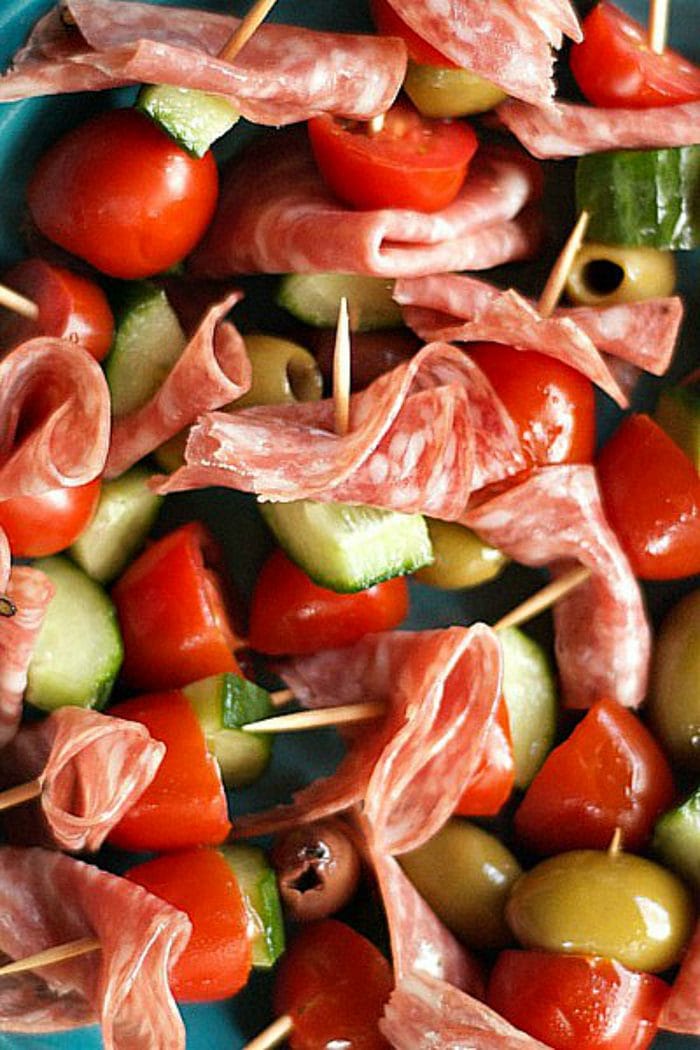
<box><xmin>0</xmin><ymin>0</ymin><xmax>698</xmax><ymax>1046</ymax></box>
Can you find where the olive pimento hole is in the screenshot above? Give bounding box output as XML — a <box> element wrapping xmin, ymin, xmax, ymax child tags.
<box><xmin>582</xmin><ymin>259</ymin><xmax>625</xmax><ymax>295</ymax></box>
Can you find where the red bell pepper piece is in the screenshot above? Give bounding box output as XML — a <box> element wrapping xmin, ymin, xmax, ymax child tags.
<box><xmin>127</xmin><ymin>847</ymin><xmax>251</xmax><ymax>1003</ymax></box>
<box><xmin>108</xmin><ymin>690</ymin><xmax>231</xmax><ymax>852</ymax></box>
<box><xmin>112</xmin><ymin>522</ymin><xmax>242</xmax><ymax>690</ymax></box>
<box><xmin>454</xmin><ymin>695</ymin><xmax>515</xmax><ymax>817</ymax></box>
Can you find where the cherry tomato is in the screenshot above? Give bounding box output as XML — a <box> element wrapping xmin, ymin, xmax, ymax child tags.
<box><xmin>274</xmin><ymin>920</ymin><xmax>393</xmax><ymax>1050</ymax></box>
<box><xmin>570</xmin><ymin>3</ymin><xmax>700</xmax><ymax>109</ymax></box>
<box><xmin>112</xmin><ymin>522</ymin><xmax>242</xmax><ymax>690</ymax></box>
<box><xmin>596</xmin><ymin>414</ymin><xmax>700</xmax><ymax>580</ymax></box>
<box><xmin>0</xmin><ymin>478</ymin><xmax>100</xmax><ymax>557</ymax></box>
<box><xmin>514</xmin><ymin>698</ymin><xmax>675</xmax><ymax>854</ymax></box>
<box><xmin>127</xmin><ymin>848</ymin><xmax>251</xmax><ymax>1002</ymax></box>
<box><xmin>27</xmin><ymin>109</ymin><xmax>219</xmax><ymax>280</ymax></box>
<box><xmin>307</xmin><ymin>101</ymin><xmax>478</xmax><ymax>213</ymax></box>
<box><xmin>370</xmin><ymin>0</ymin><xmax>457</xmax><ymax>68</ymax></box>
<box><xmin>108</xmin><ymin>691</ymin><xmax>231</xmax><ymax>852</ymax></box>
<box><xmin>0</xmin><ymin>259</ymin><xmax>114</xmax><ymax>361</ymax></box>
<box><xmin>468</xmin><ymin>343</ymin><xmax>596</xmax><ymax>469</ymax></box>
<box><xmin>487</xmin><ymin>950</ymin><xmax>669</xmax><ymax>1050</ymax></box>
<box><xmin>249</xmin><ymin>549</ymin><xmax>409</xmax><ymax>655</ymax></box>
<box><xmin>454</xmin><ymin>695</ymin><xmax>515</xmax><ymax>817</ymax></box>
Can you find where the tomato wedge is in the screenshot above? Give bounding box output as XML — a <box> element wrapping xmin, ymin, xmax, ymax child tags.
<box><xmin>307</xmin><ymin>101</ymin><xmax>478</xmax><ymax>213</ymax></box>
<box><xmin>454</xmin><ymin>696</ymin><xmax>515</xmax><ymax>817</ymax></box>
<box><xmin>370</xmin><ymin>0</ymin><xmax>457</xmax><ymax>68</ymax></box>
<box><xmin>0</xmin><ymin>478</ymin><xmax>101</xmax><ymax>557</ymax></box>
<box><xmin>570</xmin><ymin>3</ymin><xmax>700</xmax><ymax>109</ymax></box>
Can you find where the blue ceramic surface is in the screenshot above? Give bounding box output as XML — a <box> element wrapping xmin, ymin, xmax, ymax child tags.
<box><xmin>0</xmin><ymin>1</ymin><xmax>698</xmax><ymax>1047</ymax></box>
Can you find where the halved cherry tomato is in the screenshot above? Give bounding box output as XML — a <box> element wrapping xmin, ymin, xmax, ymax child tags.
<box><xmin>108</xmin><ymin>691</ymin><xmax>231</xmax><ymax>852</ymax></box>
<box><xmin>249</xmin><ymin>549</ymin><xmax>409</xmax><ymax>655</ymax></box>
<box><xmin>487</xmin><ymin>950</ymin><xmax>669</xmax><ymax>1050</ymax></box>
<box><xmin>307</xmin><ymin>102</ymin><xmax>478</xmax><ymax>213</ymax></box>
<box><xmin>570</xmin><ymin>3</ymin><xmax>700</xmax><ymax>109</ymax></box>
<box><xmin>0</xmin><ymin>259</ymin><xmax>114</xmax><ymax>361</ymax></box>
<box><xmin>468</xmin><ymin>343</ymin><xmax>596</xmax><ymax>469</ymax></box>
<box><xmin>514</xmin><ymin>698</ymin><xmax>675</xmax><ymax>854</ymax></box>
<box><xmin>454</xmin><ymin>696</ymin><xmax>515</xmax><ymax>817</ymax></box>
<box><xmin>370</xmin><ymin>0</ymin><xmax>457</xmax><ymax>68</ymax></box>
<box><xmin>274</xmin><ymin>920</ymin><xmax>393</xmax><ymax>1050</ymax></box>
<box><xmin>112</xmin><ymin>522</ymin><xmax>242</xmax><ymax>690</ymax></box>
<box><xmin>0</xmin><ymin>478</ymin><xmax>101</xmax><ymax>557</ymax></box>
<box><xmin>596</xmin><ymin>414</ymin><xmax>700</xmax><ymax>580</ymax></box>
<box><xmin>28</xmin><ymin>109</ymin><xmax>218</xmax><ymax>279</ymax></box>
<box><xmin>127</xmin><ymin>848</ymin><xmax>251</xmax><ymax>1002</ymax></box>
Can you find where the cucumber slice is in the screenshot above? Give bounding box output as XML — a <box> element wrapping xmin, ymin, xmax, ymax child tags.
<box><xmin>137</xmin><ymin>85</ymin><xmax>239</xmax><ymax>158</ymax></box>
<box><xmin>70</xmin><ymin>466</ymin><xmax>163</xmax><ymax>584</ymax></box>
<box><xmin>576</xmin><ymin>146</ymin><xmax>700</xmax><ymax>250</ymax></box>
<box><xmin>106</xmin><ymin>282</ymin><xmax>187</xmax><ymax>418</ymax></box>
<box><xmin>653</xmin><ymin>786</ymin><xmax>700</xmax><ymax>892</ymax></box>
<box><xmin>655</xmin><ymin>382</ymin><xmax>700</xmax><ymax>472</ymax></box>
<box><xmin>183</xmin><ymin>673</ymin><xmax>273</xmax><ymax>787</ymax></box>
<box><xmin>277</xmin><ymin>274</ymin><xmax>402</xmax><ymax>331</ymax></box>
<box><xmin>26</xmin><ymin>557</ymin><xmax>123</xmax><ymax>711</ymax></box>
<box><xmin>221</xmin><ymin>844</ymin><xmax>285</xmax><ymax>968</ymax></box>
<box><xmin>500</xmin><ymin>627</ymin><xmax>557</xmax><ymax>789</ymax></box>
<box><xmin>260</xmin><ymin>499</ymin><xmax>433</xmax><ymax>593</ymax></box>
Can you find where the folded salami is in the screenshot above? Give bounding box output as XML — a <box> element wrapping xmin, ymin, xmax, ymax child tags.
<box><xmin>0</xmin><ymin>847</ymin><xmax>190</xmax><ymax>1048</ymax></box>
<box><xmin>0</xmin><ymin>0</ymin><xmax>406</xmax><ymax>124</ymax></box>
<box><xmin>660</xmin><ymin>921</ymin><xmax>700</xmax><ymax>1036</ymax></box>
<box><xmin>465</xmin><ymin>465</ymin><xmax>650</xmax><ymax>709</ymax></box>
<box><xmin>383</xmin><ymin>0</ymin><xmax>580</xmax><ymax>106</ymax></box>
<box><xmin>156</xmin><ymin>342</ymin><xmax>525</xmax><ymax>517</ymax></box>
<box><xmin>0</xmin><ymin>707</ymin><xmax>165</xmax><ymax>852</ymax></box>
<box><xmin>495</xmin><ymin>98</ymin><xmax>700</xmax><ymax>159</ymax></box>
<box><xmin>188</xmin><ymin>134</ymin><xmax>543</xmax><ymax>279</ymax></box>
<box><xmin>0</xmin><ymin>339</ymin><xmax>110</xmax><ymax>500</ymax></box>
<box><xmin>106</xmin><ymin>291</ymin><xmax>250</xmax><ymax>479</ymax></box>
<box><xmin>0</xmin><ymin>567</ymin><xmax>55</xmax><ymax>749</ymax></box>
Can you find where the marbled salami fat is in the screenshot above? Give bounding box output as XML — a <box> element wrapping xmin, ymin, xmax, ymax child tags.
<box><xmin>0</xmin><ymin>567</ymin><xmax>55</xmax><ymax>749</ymax></box>
<box><xmin>189</xmin><ymin>135</ymin><xmax>543</xmax><ymax>279</ymax></box>
<box><xmin>0</xmin><ymin>847</ymin><xmax>190</xmax><ymax>1048</ymax></box>
<box><xmin>0</xmin><ymin>1</ymin><xmax>406</xmax><ymax>124</ymax></box>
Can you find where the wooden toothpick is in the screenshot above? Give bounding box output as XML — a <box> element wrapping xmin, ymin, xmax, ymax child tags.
<box><xmin>243</xmin><ymin>700</ymin><xmax>385</xmax><ymax>734</ymax></box>
<box><xmin>218</xmin><ymin>0</ymin><xmax>280</xmax><ymax>62</ymax></box>
<box><xmin>648</xmin><ymin>0</ymin><xmax>670</xmax><ymax>54</ymax></box>
<box><xmin>537</xmin><ymin>211</ymin><xmax>590</xmax><ymax>319</ymax></box>
<box><xmin>333</xmin><ymin>296</ymin><xmax>351</xmax><ymax>437</ymax></box>
<box><xmin>0</xmin><ymin>778</ymin><xmax>41</xmax><ymax>814</ymax></box>
<box><xmin>243</xmin><ymin>1014</ymin><xmax>294</xmax><ymax>1050</ymax></box>
<box><xmin>0</xmin><ymin>282</ymin><xmax>39</xmax><ymax>322</ymax></box>
<box><xmin>0</xmin><ymin>937</ymin><xmax>100</xmax><ymax>978</ymax></box>
<box><xmin>492</xmin><ymin>565</ymin><xmax>591</xmax><ymax>633</ymax></box>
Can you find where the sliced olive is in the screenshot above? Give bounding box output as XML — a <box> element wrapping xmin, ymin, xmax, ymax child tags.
<box><xmin>404</xmin><ymin>61</ymin><xmax>507</xmax><ymax>118</ymax></box>
<box><xmin>400</xmin><ymin>819</ymin><xmax>521</xmax><ymax>950</ymax></box>
<box><xmin>648</xmin><ymin>589</ymin><xmax>700</xmax><ymax>771</ymax></box>
<box><xmin>507</xmin><ymin>850</ymin><xmax>695</xmax><ymax>973</ymax></box>
<box><xmin>236</xmin><ymin>334</ymin><xmax>323</xmax><ymax>409</ymax></box>
<box><xmin>414</xmin><ymin>519</ymin><xmax>507</xmax><ymax>589</ymax></box>
<box><xmin>271</xmin><ymin>819</ymin><xmax>361</xmax><ymax>922</ymax></box>
<box><xmin>565</xmin><ymin>242</ymin><xmax>676</xmax><ymax>306</ymax></box>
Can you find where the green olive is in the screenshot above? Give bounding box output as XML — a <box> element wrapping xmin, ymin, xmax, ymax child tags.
<box><xmin>404</xmin><ymin>61</ymin><xmax>507</xmax><ymax>118</ymax></box>
<box><xmin>400</xmin><ymin>819</ymin><xmax>522</xmax><ymax>950</ymax></box>
<box><xmin>413</xmin><ymin>519</ymin><xmax>508</xmax><ymax>589</ymax></box>
<box><xmin>507</xmin><ymin>850</ymin><xmax>695</xmax><ymax>973</ymax></box>
<box><xmin>648</xmin><ymin>589</ymin><xmax>700</xmax><ymax>771</ymax></box>
<box><xmin>236</xmin><ymin>334</ymin><xmax>323</xmax><ymax>410</ymax></box>
<box><xmin>565</xmin><ymin>242</ymin><xmax>676</xmax><ymax>306</ymax></box>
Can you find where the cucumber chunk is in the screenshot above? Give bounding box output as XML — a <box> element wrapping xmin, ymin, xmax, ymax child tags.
<box><xmin>26</xmin><ymin>557</ymin><xmax>123</xmax><ymax>711</ymax></box>
<box><xmin>137</xmin><ymin>85</ymin><xmax>239</xmax><ymax>158</ymax></box>
<box><xmin>221</xmin><ymin>844</ymin><xmax>285</xmax><ymax>968</ymax></box>
<box><xmin>277</xmin><ymin>274</ymin><xmax>402</xmax><ymax>331</ymax></box>
<box><xmin>653</xmin><ymin>786</ymin><xmax>700</xmax><ymax>892</ymax></box>
<box><xmin>106</xmin><ymin>282</ymin><xmax>187</xmax><ymax>418</ymax></box>
<box><xmin>577</xmin><ymin>146</ymin><xmax>700</xmax><ymax>250</ymax></box>
<box><xmin>655</xmin><ymin>382</ymin><xmax>700</xmax><ymax>472</ymax></box>
<box><xmin>183</xmin><ymin>673</ymin><xmax>273</xmax><ymax>787</ymax></box>
<box><xmin>70</xmin><ymin>466</ymin><xmax>163</xmax><ymax>584</ymax></box>
<box><xmin>500</xmin><ymin>627</ymin><xmax>557</xmax><ymax>789</ymax></box>
<box><xmin>260</xmin><ymin>499</ymin><xmax>433</xmax><ymax>593</ymax></box>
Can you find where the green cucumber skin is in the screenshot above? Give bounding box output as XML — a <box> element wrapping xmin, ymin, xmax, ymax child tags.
<box><xmin>577</xmin><ymin>146</ymin><xmax>700</xmax><ymax>250</ymax></box>
<box><xmin>221</xmin><ymin>844</ymin><xmax>285</xmax><ymax>968</ymax></box>
<box><xmin>277</xmin><ymin>273</ymin><xmax>403</xmax><ymax>331</ymax></box>
<box><xmin>137</xmin><ymin>85</ymin><xmax>239</xmax><ymax>158</ymax></box>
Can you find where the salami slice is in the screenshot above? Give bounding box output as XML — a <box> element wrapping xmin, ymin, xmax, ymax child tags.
<box><xmin>189</xmin><ymin>134</ymin><xmax>543</xmax><ymax>280</ymax></box>
<box><xmin>384</xmin><ymin>0</ymin><xmax>580</xmax><ymax>106</ymax></box>
<box><xmin>660</xmin><ymin>921</ymin><xmax>700</xmax><ymax>1035</ymax></box>
<box><xmin>0</xmin><ymin>708</ymin><xmax>165</xmax><ymax>853</ymax></box>
<box><xmin>395</xmin><ymin>273</ymin><xmax>682</xmax><ymax>378</ymax></box>
<box><xmin>0</xmin><ymin>339</ymin><xmax>110</xmax><ymax>500</ymax></box>
<box><xmin>495</xmin><ymin>98</ymin><xmax>700</xmax><ymax>159</ymax></box>
<box><xmin>381</xmin><ymin>971</ymin><xmax>550</xmax><ymax>1050</ymax></box>
<box><xmin>465</xmin><ymin>465</ymin><xmax>650</xmax><ymax>709</ymax></box>
<box><xmin>0</xmin><ymin>567</ymin><xmax>55</xmax><ymax>749</ymax></box>
<box><xmin>0</xmin><ymin>1</ymin><xmax>406</xmax><ymax>124</ymax></box>
<box><xmin>0</xmin><ymin>847</ymin><xmax>190</xmax><ymax>1047</ymax></box>
<box><xmin>105</xmin><ymin>291</ymin><xmax>250</xmax><ymax>479</ymax></box>
<box><xmin>155</xmin><ymin>343</ymin><xmax>525</xmax><ymax>516</ymax></box>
